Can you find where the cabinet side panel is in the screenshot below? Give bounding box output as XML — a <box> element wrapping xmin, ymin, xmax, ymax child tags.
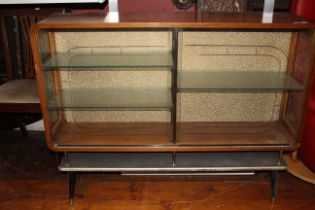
<box><xmin>285</xmin><ymin>31</ymin><xmax>313</xmax><ymax>138</ymax></box>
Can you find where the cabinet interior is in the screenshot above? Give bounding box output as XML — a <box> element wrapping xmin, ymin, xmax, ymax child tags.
<box><xmin>37</xmin><ymin>29</ymin><xmax>312</xmax><ymax>150</ymax></box>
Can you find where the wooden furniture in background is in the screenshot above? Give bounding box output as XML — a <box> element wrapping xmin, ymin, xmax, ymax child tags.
<box><xmin>0</xmin><ymin>16</ymin><xmax>41</xmax><ymax>133</ymax></box>
<box><xmin>0</xmin><ymin>8</ymin><xmax>62</xmax><ymax>132</ymax></box>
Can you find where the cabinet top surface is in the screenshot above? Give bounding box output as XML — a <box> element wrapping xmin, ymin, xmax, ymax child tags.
<box><xmin>32</xmin><ymin>12</ymin><xmax>315</xmax><ymax>30</ymax></box>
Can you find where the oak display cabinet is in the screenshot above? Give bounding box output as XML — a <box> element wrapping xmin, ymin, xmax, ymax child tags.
<box><xmin>30</xmin><ymin>12</ymin><xmax>315</xmax><ymax>204</ymax></box>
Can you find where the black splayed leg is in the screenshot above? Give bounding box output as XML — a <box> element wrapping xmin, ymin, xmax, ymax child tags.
<box><xmin>270</xmin><ymin>170</ymin><xmax>278</xmax><ymax>203</ymax></box>
<box><xmin>68</xmin><ymin>172</ymin><xmax>76</xmax><ymax>205</ymax></box>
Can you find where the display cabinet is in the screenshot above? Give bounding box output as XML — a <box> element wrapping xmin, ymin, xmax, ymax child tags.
<box><xmin>30</xmin><ymin>12</ymin><xmax>315</xmax><ymax>204</ymax></box>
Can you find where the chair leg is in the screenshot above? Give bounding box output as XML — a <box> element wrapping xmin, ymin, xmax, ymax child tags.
<box><xmin>17</xmin><ymin>116</ymin><xmax>28</xmax><ymax>136</ymax></box>
<box><xmin>19</xmin><ymin>121</ymin><xmax>28</xmax><ymax>136</ymax></box>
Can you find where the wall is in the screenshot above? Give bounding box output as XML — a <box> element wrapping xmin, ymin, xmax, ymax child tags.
<box><xmin>117</xmin><ymin>0</ymin><xmax>195</xmax><ymax>12</ymax></box>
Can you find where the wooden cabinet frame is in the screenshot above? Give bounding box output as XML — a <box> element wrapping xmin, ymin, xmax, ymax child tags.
<box><xmin>29</xmin><ymin>11</ymin><xmax>315</xmax><ymax>204</ymax></box>
<box><xmin>30</xmin><ymin>12</ymin><xmax>315</xmax><ymax>153</ymax></box>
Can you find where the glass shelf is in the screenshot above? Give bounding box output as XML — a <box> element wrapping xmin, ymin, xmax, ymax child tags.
<box><xmin>178</xmin><ymin>71</ymin><xmax>304</xmax><ymax>92</ymax></box>
<box><xmin>48</xmin><ymin>87</ymin><xmax>172</xmax><ymax>110</ymax></box>
<box><xmin>43</xmin><ymin>52</ymin><xmax>173</xmax><ymax>69</ymax></box>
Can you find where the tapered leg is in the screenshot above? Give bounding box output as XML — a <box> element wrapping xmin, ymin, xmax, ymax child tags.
<box><xmin>270</xmin><ymin>170</ymin><xmax>278</xmax><ymax>203</ymax></box>
<box><xmin>68</xmin><ymin>172</ymin><xmax>76</xmax><ymax>206</ymax></box>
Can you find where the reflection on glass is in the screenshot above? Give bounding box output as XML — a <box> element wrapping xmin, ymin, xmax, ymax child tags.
<box><xmin>48</xmin><ymin>87</ymin><xmax>172</xmax><ymax>110</ymax></box>
<box><xmin>43</xmin><ymin>52</ymin><xmax>173</xmax><ymax>69</ymax></box>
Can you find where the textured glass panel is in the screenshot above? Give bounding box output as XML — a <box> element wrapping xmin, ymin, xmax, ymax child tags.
<box><xmin>48</xmin><ymin>87</ymin><xmax>172</xmax><ymax>110</ymax></box>
<box><xmin>179</xmin><ymin>71</ymin><xmax>304</xmax><ymax>92</ymax></box>
<box><xmin>43</xmin><ymin>52</ymin><xmax>173</xmax><ymax>69</ymax></box>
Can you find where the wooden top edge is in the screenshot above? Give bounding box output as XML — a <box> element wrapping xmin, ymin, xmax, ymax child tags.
<box><xmin>31</xmin><ymin>11</ymin><xmax>315</xmax><ymax>30</ymax></box>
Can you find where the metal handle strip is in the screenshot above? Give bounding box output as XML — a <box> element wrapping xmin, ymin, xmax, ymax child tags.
<box><xmin>122</xmin><ymin>172</ymin><xmax>255</xmax><ymax>176</ymax></box>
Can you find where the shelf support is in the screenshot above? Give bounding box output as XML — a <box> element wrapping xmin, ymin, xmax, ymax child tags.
<box><xmin>278</xmin><ymin>151</ymin><xmax>283</xmax><ymax>165</ymax></box>
<box><xmin>172</xmin><ymin>152</ymin><xmax>177</xmax><ymax>166</ymax></box>
<box><xmin>64</xmin><ymin>152</ymin><xmax>69</xmax><ymax>166</ymax></box>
